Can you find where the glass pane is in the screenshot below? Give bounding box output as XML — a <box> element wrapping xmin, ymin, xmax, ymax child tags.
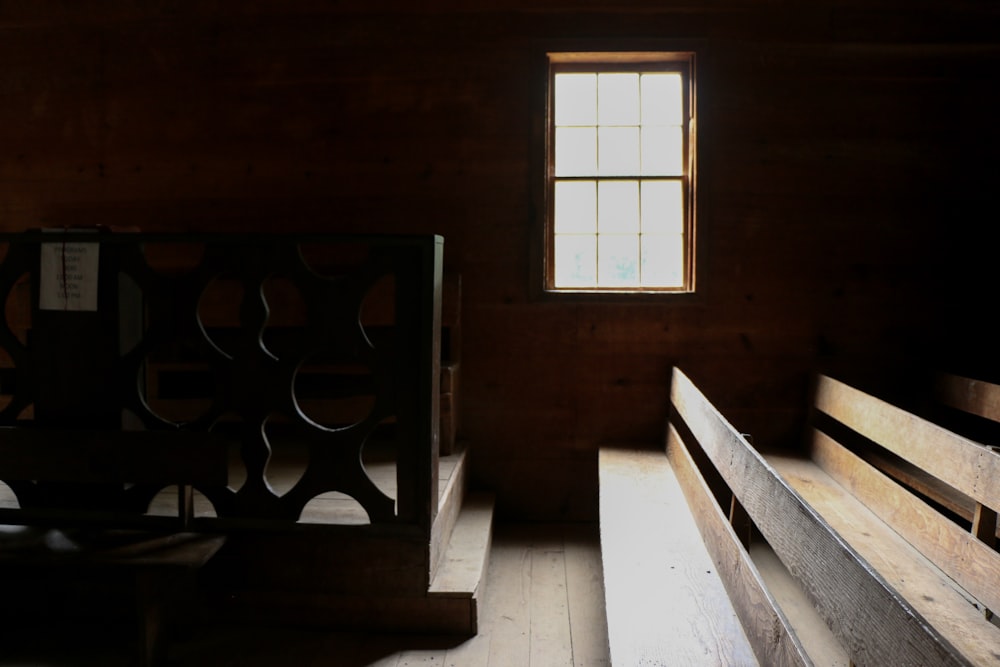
<box><xmin>640</xmin><ymin>181</ymin><xmax>684</xmax><ymax>235</ymax></box>
<box><xmin>554</xmin><ymin>235</ymin><xmax>597</xmax><ymax>287</ymax></box>
<box><xmin>640</xmin><ymin>126</ymin><xmax>683</xmax><ymax>175</ymax></box>
<box><xmin>598</xmin><ymin>73</ymin><xmax>640</xmax><ymax>126</ymax></box>
<box><xmin>641</xmin><ymin>233</ymin><xmax>685</xmax><ymax>287</ymax></box>
<box><xmin>554</xmin><ymin>73</ymin><xmax>597</xmax><ymax>126</ymax></box>
<box><xmin>598</xmin><ymin>126</ymin><xmax>640</xmax><ymax>176</ymax></box>
<box><xmin>555</xmin><ymin>181</ymin><xmax>597</xmax><ymax>234</ymax></box>
<box><xmin>555</xmin><ymin>127</ymin><xmax>597</xmax><ymax>177</ymax></box>
<box><xmin>598</xmin><ymin>234</ymin><xmax>639</xmax><ymax>287</ymax></box>
<box><xmin>641</xmin><ymin>73</ymin><xmax>683</xmax><ymax>126</ymax></box>
<box><xmin>598</xmin><ymin>180</ymin><xmax>639</xmax><ymax>234</ymax></box>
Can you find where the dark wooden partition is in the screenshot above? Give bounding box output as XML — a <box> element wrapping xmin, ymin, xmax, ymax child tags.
<box><xmin>0</xmin><ymin>231</ymin><xmax>442</xmax><ymax>535</ymax></box>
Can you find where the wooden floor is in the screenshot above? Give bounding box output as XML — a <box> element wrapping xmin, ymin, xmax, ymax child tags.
<box><xmin>0</xmin><ymin>522</ymin><xmax>610</xmax><ymax>667</ymax></box>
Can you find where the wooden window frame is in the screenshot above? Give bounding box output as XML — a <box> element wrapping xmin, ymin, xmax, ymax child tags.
<box><xmin>539</xmin><ymin>50</ymin><xmax>699</xmax><ymax>298</ymax></box>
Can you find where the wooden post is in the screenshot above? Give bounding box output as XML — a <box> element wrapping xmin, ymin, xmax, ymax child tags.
<box><xmin>728</xmin><ymin>494</ymin><xmax>752</xmax><ymax>550</ymax></box>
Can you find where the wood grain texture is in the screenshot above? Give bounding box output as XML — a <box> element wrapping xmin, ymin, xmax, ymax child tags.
<box><xmin>665</xmin><ymin>430</ymin><xmax>812</xmax><ymax>667</ymax></box>
<box><xmin>768</xmin><ymin>454</ymin><xmax>1000</xmax><ymax>667</ymax></box>
<box><xmin>749</xmin><ymin>543</ymin><xmax>851</xmax><ymax>667</ymax></box>
<box><xmin>563</xmin><ymin>523</ymin><xmax>611</xmax><ymax>667</ymax></box>
<box><xmin>670</xmin><ymin>367</ymin><xmax>974</xmax><ymax>667</ymax></box>
<box><xmin>808</xmin><ymin>429</ymin><xmax>1000</xmax><ymax>617</ymax></box>
<box><xmin>599</xmin><ymin>446</ymin><xmax>758</xmax><ymax>666</ymax></box>
<box><xmin>937</xmin><ymin>373</ymin><xmax>1000</xmax><ymax>425</ymax></box>
<box><xmin>814</xmin><ymin>374</ymin><xmax>1000</xmax><ymax>513</ymax></box>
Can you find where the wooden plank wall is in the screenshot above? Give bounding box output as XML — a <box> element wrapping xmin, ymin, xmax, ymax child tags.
<box><xmin>1</xmin><ymin>2</ymin><xmax>998</xmax><ymax>520</ymax></box>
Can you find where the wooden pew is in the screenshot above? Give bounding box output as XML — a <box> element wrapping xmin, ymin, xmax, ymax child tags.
<box><xmin>761</xmin><ymin>373</ymin><xmax>1000</xmax><ymax>666</ymax></box>
<box><xmin>796</xmin><ymin>376</ymin><xmax>1000</xmax><ymax>603</ymax></box>
<box><xmin>603</xmin><ymin>367</ymin><xmax>1000</xmax><ymax>666</ymax></box>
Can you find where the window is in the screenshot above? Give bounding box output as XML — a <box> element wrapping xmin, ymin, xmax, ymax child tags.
<box><xmin>545</xmin><ymin>52</ymin><xmax>696</xmax><ymax>294</ymax></box>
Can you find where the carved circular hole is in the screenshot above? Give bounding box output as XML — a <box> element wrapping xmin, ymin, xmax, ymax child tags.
<box><xmin>198</xmin><ymin>274</ymin><xmax>243</xmax><ymax>357</ymax></box>
<box><xmin>300</xmin><ymin>492</ymin><xmax>369</xmax><ymax>525</ymax></box>
<box><xmin>293</xmin><ymin>356</ymin><xmax>376</xmax><ymax>429</ymax></box>
<box><xmin>210</xmin><ymin>413</ymin><xmax>246</xmax><ymax>493</ymax></box>
<box><xmin>3</xmin><ymin>273</ymin><xmax>31</xmax><ymax>347</ymax></box>
<box><xmin>191</xmin><ymin>488</ymin><xmax>218</xmax><ymax>519</ymax></box>
<box><xmin>359</xmin><ymin>273</ymin><xmax>396</xmax><ymax>343</ymax></box>
<box><xmin>261</xmin><ymin>274</ymin><xmax>307</xmax><ymax>361</ymax></box>
<box><xmin>145</xmin><ymin>485</ymin><xmax>181</xmax><ymax>518</ymax></box>
<box><xmin>362</xmin><ymin>428</ymin><xmax>397</xmax><ymax>502</ymax></box>
<box><xmin>139</xmin><ymin>340</ymin><xmax>217</xmax><ymax>426</ymax></box>
<box><xmin>263</xmin><ymin>417</ymin><xmax>309</xmax><ymax>496</ymax></box>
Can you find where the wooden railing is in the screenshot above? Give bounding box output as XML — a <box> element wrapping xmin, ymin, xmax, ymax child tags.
<box><xmin>0</xmin><ymin>230</ymin><xmax>442</xmax><ymax>534</ymax></box>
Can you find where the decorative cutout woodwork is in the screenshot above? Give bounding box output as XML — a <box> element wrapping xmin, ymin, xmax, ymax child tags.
<box><xmin>0</xmin><ymin>231</ymin><xmax>442</xmax><ymax>533</ymax></box>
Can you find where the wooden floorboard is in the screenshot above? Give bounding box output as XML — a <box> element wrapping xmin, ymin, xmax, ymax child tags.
<box><xmin>0</xmin><ymin>522</ymin><xmax>609</xmax><ymax>667</ymax></box>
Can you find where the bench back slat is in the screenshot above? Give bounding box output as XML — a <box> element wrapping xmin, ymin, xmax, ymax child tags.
<box><xmin>665</xmin><ymin>421</ymin><xmax>812</xmax><ymax>667</ymax></box>
<box><xmin>808</xmin><ymin>427</ymin><xmax>1000</xmax><ymax>619</ymax></box>
<box><xmin>937</xmin><ymin>372</ymin><xmax>1000</xmax><ymax>424</ymax></box>
<box><xmin>814</xmin><ymin>374</ymin><xmax>1000</xmax><ymax>514</ymax></box>
<box><xmin>670</xmin><ymin>367</ymin><xmax>974</xmax><ymax>667</ymax></box>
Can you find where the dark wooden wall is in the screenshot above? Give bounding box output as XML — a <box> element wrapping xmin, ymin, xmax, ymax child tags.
<box><xmin>2</xmin><ymin>1</ymin><xmax>998</xmax><ymax>520</ymax></box>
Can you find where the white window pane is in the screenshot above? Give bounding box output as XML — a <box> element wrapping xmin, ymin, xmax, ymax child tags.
<box><xmin>555</xmin><ymin>127</ymin><xmax>597</xmax><ymax>177</ymax></box>
<box><xmin>640</xmin><ymin>126</ymin><xmax>684</xmax><ymax>175</ymax></box>
<box><xmin>641</xmin><ymin>73</ymin><xmax>683</xmax><ymax>126</ymax></box>
<box><xmin>598</xmin><ymin>73</ymin><xmax>639</xmax><ymax>126</ymax></box>
<box><xmin>640</xmin><ymin>181</ymin><xmax>684</xmax><ymax>235</ymax></box>
<box><xmin>554</xmin><ymin>73</ymin><xmax>597</xmax><ymax>126</ymax></box>
<box><xmin>555</xmin><ymin>181</ymin><xmax>597</xmax><ymax>234</ymax></box>
<box><xmin>598</xmin><ymin>180</ymin><xmax>639</xmax><ymax>233</ymax></box>
<box><xmin>598</xmin><ymin>234</ymin><xmax>639</xmax><ymax>287</ymax></box>
<box><xmin>641</xmin><ymin>233</ymin><xmax>685</xmax><ymax>287</ymax></box>
<box><xmin>598</xmin><ymin>126</ymin><xmax>640</xmax><ymax>176</ymax></box>
<box><xmin>554</xmin><ymin>235</ymin><xmax>597</xmax><ymax>287</ymax></box>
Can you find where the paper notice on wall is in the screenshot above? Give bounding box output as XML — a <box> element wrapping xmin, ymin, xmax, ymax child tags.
<box><xmin>39</xmin><ymin>241</ymin><xmax>100</xmax><ymax>311</ymax></box>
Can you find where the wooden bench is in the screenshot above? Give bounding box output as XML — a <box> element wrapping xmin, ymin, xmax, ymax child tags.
<box><xmin>599</xmin><ymin>446</ymin><xmax>760</xmax><ymax>665</ymax></box>
<box><xmin>602</xmin><ymin>367</ymin><xmax>1000</xmax><ymax>666</ymax></box>
<box><xmin>0</xmin><ymin>428</ymin><xmax>229</xmax><ymax>666</ymax></box>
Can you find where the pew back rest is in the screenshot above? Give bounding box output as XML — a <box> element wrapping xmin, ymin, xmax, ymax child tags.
<box><xmin>812</xmin><ymin>374</ymin><xmax>1000</xmax><ymax>558</ymax></box>
<box><xmin>668</xmin><ymin>367</ymin><xmax>999</xmax><ymax>667</ymax></box>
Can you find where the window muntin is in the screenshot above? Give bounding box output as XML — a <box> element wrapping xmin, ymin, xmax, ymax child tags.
<box><xmin>546</xmin><ymin>53</ymin><xmax>695</xmax><ymax>293</ymax></box>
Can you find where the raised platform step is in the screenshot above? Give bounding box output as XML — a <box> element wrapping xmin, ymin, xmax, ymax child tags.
<box><xmin>599</xmin><ymin>446</ymin><xmax>758</xmax><ymax>666</ymax></box>
<box><xmin>428</xmin><ymin>491</ymin><xmax>496</xmax><ymax>632</ymax></box>
<box><xmin>210</xmin><ymin>488</ymin><xmax>496</xmax><ymax>636</ymax></box>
